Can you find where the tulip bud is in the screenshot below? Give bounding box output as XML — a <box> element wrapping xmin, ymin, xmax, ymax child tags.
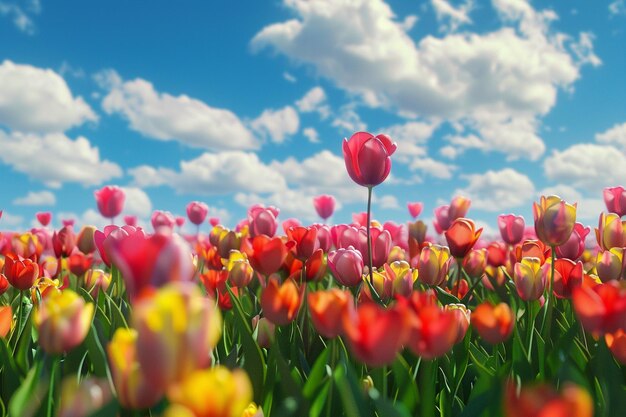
<box><xmin>471</xmin><ymin>302</ymin><xmax>514</xmax><ymax>344</ymax></box>
<box><xmin>186</xmin><ymin>201</ymin><xmax>209</xmax><ymax>226</ymax></box>
<box><xmin>604</xmin><ymin>186</ymin><xmax>626</xmax><ymax>217</ymax></box>
<box><xmin>3</xmin><ymin>253</ymin><xmax>39</xmax><ymax>290</ymax></box>
<box><xmin>36</xmin><ymin>211</ymin><xmax>52</xmax><ymax>227</ymax></box>
<box><xmin>248</xmin><ymin>205</ymin><xmax>279</xmax><ymax>238</ymax></box>
<box><xmin>343</xmin><ymin>132</ymin><xmax>396</xmax><ymax>187</ymax></box>
<box><xmin>533</xmin><ymin>195</ymin><xmax>577</xmax><ymax>246</ymax></box>
<box><xmin>94</xmin><ymin>186</ymin><xmax>125</xmax><ymax>219</ymax></box>
<box><xmin>407</xmin><ymin>202</ymin><xmax>423</xmax><ymax>219</ymax></box>
<box><xmin>76</xmin><ymin>225</ymin><xmax>97</xmax><ymax>254</ymax></box>
<box><xmin>226</xmin><ymin>250</ymin><xmax>255</xmax><ymax>288</ymax></box>
<box><xmin>260</xmin><ymin>277</ymin><xmax>303</xmax><ymax>326</ymax></box>
<box><xmin>308</xmin><ymin>289</ymin><xmax>352</xmax><ymax>338</ymax></box>
<box><xmin>498</xmin><ymin>214</ymin><xmax>525</xmax><ymax>245</ymax></box>
<box><xmin>313</xmin><ymin>195</ymin><xmax>336</xmax><ymax>220</ymax></box>
<box><xmin>328</xmin><ymin>246</ymin><xmax>364</xmax><ymax>287</ymax></box>
<box><xmin>596</xmin><ymin>212</ymin><xmax>626</xmax><ymax>250</ymax></box>
<box><xmin>417</xmin><ymin>244</ymin><xmax>451</xmax><ymax>286</ymax></box>
<box><xmin>596</xmin><ymin>248</ymin><xmax>625</xmax><ymax>282</ymax></box>
<box><xmin>445</xmin><ymin>218</ymin><xmax>482</xmax><ymax>258</ymax></box>
<box><xmin>463</xmin><ymin>248</ymin><xmax>487</xmax><ymax>277</ymax></box>
<box><xmin>514</xmin><ymin>257</ymin><xmax>545</xmax><ymax>301</ymax></box>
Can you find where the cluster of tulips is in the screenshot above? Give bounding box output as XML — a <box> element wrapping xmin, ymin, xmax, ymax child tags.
<box><xmin>0</xmin><ymin>131</ymin><xmax>625</xmax><ymax>417</ymax></box>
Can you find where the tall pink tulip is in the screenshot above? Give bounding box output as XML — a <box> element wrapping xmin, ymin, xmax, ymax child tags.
<box><xmin>407</xmin><ymin>202</ymin><xmax>423</xmax><ymax>219</ymax></box>
<box><xmin>248</xmin><ymin>205</ymin><xmax>279</xmax><ymax>238</ymax></box>
<box><xmin>313</xmin><ymin>195</ymin><xmax>336</xmax><ymax>220</ymax></box>
<box><xmin>498</xmin><ymin>214</ymin><xmax>525</xmax><ymax>245</ymax></box>
<box><xmin>186</xmin><ymin>201</ymin><xmax>208</xmax><ymax>226</ymax></box>
<box><xmin>604</xmin><ymin>186</ymin><xmax>626</xmax><ymax>217</ymax></box>
<box><xmin>94</xmin><ymin>186</ymin><xmax>125</xmax><ymax>220</ymax></box>
<box><xmin>36</xmin><ymin>212</ymin><xmax>52</xmax><ymax>227</ymax></box>
<box><xmin>342</xmin><ymin>132</ymin><xmax>396</xmax><ymax>188</ymax></box>
<box><xmin>151</xmin><ymin>210</ymin><xmax>176</xmax><ymax>231</ymax></box>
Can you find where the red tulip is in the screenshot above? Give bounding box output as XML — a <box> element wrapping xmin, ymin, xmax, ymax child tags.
<box><xmin>342</xmin><ymin>302</ymin><xmax>405</xmax><ymax>367</ymax></box>
<box><xmin>308</xmin><ymin>289</ymin><xmax>352</xmax><ymax>338</ymax></box>
<box><xmin>52</xmin><ymin>226</ymin><xmax>76</xmax><ymax>258</ymax></box>
<box><xmin>94</xmin><ymin>225</ymin><xmax>144</xmax><ymax>267</ymax></box>
<box><xmin>573</xmin><ymin>281</ymin><xmax>626</xmax><ymax>335</ymax></box>
<box><xmin>3</xmin><ymin>253</ymin><xmax>39</xmax><ymax>290</ymax></box>
<box><xmin>471</xmin><ymin>302</ymin><xmax>514</xmax><ymax>344</ymax></box>
<box><xmin>498</xmin><ymin>214</ymin><xmax>525</xmax><ymax>245</ymax></box>
<box><xmin>209</xmin><ymin>217</ymin><xmax>220</xmax><ymax>227</ymax></box>
<box><xmin>245</xmin><ymin>235</ymin><xmax>290</xmax><ymax>276</ymax></box>
<box><xmin>551</xmin><ymin>258</ymin><xmax>583</xmax><ymax>299</ymax></box>
<box><xmin>342</xmin><ymin>131</ymin><xmax>396</xmax><ymax>187</ymax></box>
<box><xmin>0</xmin><ymin>306</ymin><xmax>12</xmax><ymax>338</ymax></box>
<box><xmin>94</xmin><ymin>186</ymin><xmax>125</xmax><ymax>219</ymax></box>
<box><xmin>407</xmin><ymin>202</ymin><xmax>423</xmax><ymax>219</ymax></box>
<box><xmin>175</xmin><ymin>216</ymin><xmax>185</xmax><ymax>228</ymax></box>
<box><xmin>313</xmin><ymin>195</ymin><xmax>336</xmax><ymax>220</ymax></box>
<box><xmin>36</xmin><ymin>211</ymin><xmax>52</xmax><ymax>227</ymax></box>
<box><xmin>504</xmin><ymin>382</ymin><xmax>593</xmax><ymax>417</ymax></box>
<box><xmin>286</xmin><ymin>226</ymin><xmax>319</xmax><ymax>260</ymax></box>
<box><xmin>68</xmin><ymin>252</ymin><xmax>93</xmax><ymax>276</ymax></box>
<box><xmin>605</xmin><ymin>329</ymin><xmax>626</xmax><ymax>364</ymax></box>
<box><xmin>445</xmin><ymin>218</ymin><xmax>482</xmax><ymax>258</ymax></box>
<box><xmin>0</xmin><ymin>274</ymin><xmax>9</xmax><ymax>295</ymax></box>
<box><xmin>305</xmin><ymin>248</ymin><xmax>327</xmax><ymax>282</ymax></box>
<box><xmin>186</xmin><ymin>201</ymin><xmax>209</xmax><ymax>226</ymax></box>
<box><xmin>260</xmin><ymin>277</ymin><xmax>303</xmax><ymax>326</ymax></box>
<box><xmin>200</xmin><ymin>270</ymin><xmax>235</xmax><ymax>310</ymax></box>
<box><xmin>311</xmin><ymin>224</ymin><xmax>332</xmax><ymax>252</ymax></box>
<box><xmin>604</xmin><ymin>186</ymin><xmax>626</xmax><ymax>217</ymax></box>
<box><xmin>515</xmin><ymin>240</ymin><xmax>550</xmax><ymax>265</ymax></box>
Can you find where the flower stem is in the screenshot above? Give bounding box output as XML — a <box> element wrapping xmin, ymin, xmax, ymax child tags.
<box><xmin>366</xmin><ymin>186</ymin><xmax>374</xmax><ymax>286</ymax></box>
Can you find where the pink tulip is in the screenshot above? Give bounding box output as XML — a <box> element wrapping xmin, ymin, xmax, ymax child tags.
<box><xmin>94</xmin><ymin>186</ymin><xmax>125</xmax><ymax>219</ymax></box>
<box><xmin>186</xmin><ymin>201</ymin><xmax>208</xmax><ymax>225</ymax></box>
<box><xmin>352</xmin><ymin>212</ymin><xmax>368</xmax><ymax>227</ymax></box>
<box><xmin>313</xmin><ymin>195</ymin><xmax>336</xmax><ymax>220</ymax></box>
<box><xmin>498</xmin><ymin>214</ymin><xmax>525</xmax><ymax>245</ymax></box>
<box><xmin>62</xmin><ymin>219</ymin><xmax>75</xmax><ymax>228</ymax></box>
<box><xmin>328</xmin><ymin>246</ymin><xmax>364</xmax><ymax>287</ymax></box>
<box><xmin>362</xmin><ymin>227</ymin><xmax>392</xmax><ymax>268</ymax></box>
<box><xmin>248</xmin><ymin>204</ymin><xmax>279</xmax><ymax>238</ymax></box>
<box><xmin>175</xmin><ymin>216</ymin><xmax>185</xmax><ymax>228</ymax></box>
<box><xmin>312</xmin><ymin>224</ymin><xmax>332</xmax><ymax>252</ymax></box>
<box><xmin>556</xmin><ymin>222</ymin><xmax>590</xmax><ymax>260</ymax></box>
<box><xmin>209</xmin><ymin>217</ymin><xmax>220</xmax><ymax>227</ymax></box>
<box><xmin>407</xmin><ymin>202</ymin><xmax>423</xmax><ymax>219</ymax></box>
<box><xmin>94</xmin><ymin>225</ymin><xmax>144</xmax><ymax>267</ymax></box>
<box><xmin>533</xmin><ymin>195</ymin><xmax>577</xmax><ymax>247</ymax></box>
<box><xmin>124</xmin><ymin>215</ymin><xmax>137</xmax><ymax>227</ymax></box>
<box><xmin>433</xmin><ymin>205</ymin><xmax>451</xmax><ymax>234</ymax></box>
<box><xmin>281</xmin><ymin>218</ymin><xmax>301</xmax><ymax>235</ymax></box>
<box><xmin>343</xmin><ymin>131</ymin><xmax>396</xmax><ymax>188</ymax></box>
<box><xmin>151</xmin><ymin>210</ymin><xmax>176</xmax><ymax>231</ymax></box>
<box><xmin>36</xmin><ymin>212</ymin><xmax>52</xmax><ymax>227</ymax></box>
<box><xmin>604</xmin><ymin>186</ymin><xmax>626</xmax><ymax>217</ymax></box>
<box><xmin>449</xmin><ymin>197</ymin><xmax>471</xmax><ymax>220</ymax></box>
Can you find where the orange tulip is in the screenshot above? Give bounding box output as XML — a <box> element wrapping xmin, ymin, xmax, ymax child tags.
<box><xmin>471</xmin><ymin>302</ymin><xmax>514</xmax><ymax>344</ymax></box>
<box><xmin>245</xmin><ymin>235</ymin><xmax>289</xmax><ymax>276</ymax></box>
<box><xmin>444</xmin><ymin>218</ymin><xmax>482</xmax><ymax>258</ymax></box>
<box><xmin>573</xmin><ymin>281</ymin><xmax>626</xmax><ymax>335</ymax></box>
<box><xmin>551</xmin><ymin>258</ymin><xmax>583</xmax><ymax>299</ymax></box>
<box><xmin>308</xmin><ymin>289</ymin><xmax>352</xmax><ymax>338</ymax></box>
<box><xmin>260</xmin><ymin>277</ymin><xmax>303</xmax><ymax>326</ymax></box>
<box><xmin>0</xmin><ymin>306</ymin><xmax>12</xmax><ymax>338</ymax></box>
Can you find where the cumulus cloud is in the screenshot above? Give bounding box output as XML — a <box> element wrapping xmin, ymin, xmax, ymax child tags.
<box><xmin>538</xmin><ymin>184</ymin><xmax>604</xmax><ymax>222</ymax></box>
<box><xmin>375</xmin><ymin>194</ymin><xmax>400</xmax><ymax>209</ymax></box>
<box><xmin>251</xmin><ymin>0</ymin><xmax>598</xmax><ymax>160</ymax></box>
<box><xmin>0</xmin><ymin>0</ymin><xmax>40</xmax><ymax>34</ymax></box>
<box><xmin>120</xmin><ymin>187</ymin><xmax>153</xmax><ymax>218</ymax></box>
<box><xmin>0</xmin><ymin>211</ymin><xmax>24</xmax><ymax>229</ymax></box>
<box><xmin>13</xmin><ymin>190</ymin><xmax>56</xmax><ymax>206</ymax></box>
<box><xmin>0</xmin><ymin>60</ymin><xmax>97</xmax><ymax>132</ymax></box>
<box><xmin>296</xmin><ymin>86</ymin><xmax>330</xmax><ymax>118</ymax></box>
<box><xmin>98</xmin><ymin>70</ymin><xmax>258</xmax><ymax>150</ymax></box>
<box><xmin>251</xmin><ymin>106</ymin><xmax>300</xmax><ymax>143</ymax></box>
<box><xmin>596</xmin><ymin>122</ymin><xmax>626</xmax><ymax>151</ymax></box>
<box><xmin>431</xmin><ymin>0</ymin><xmax>473</xmax><ymax>32</ymax></box>
<box><xmin>455</xmin><ymin>168</ymin><xmax>535</xmax><ymax>211</ymax></box>
<box><xmin>0</xmin><ymin>131</ymin><xmax>122</xmax><ymax>188</ymax></box>
<box><xmin>129</xmin><ymin>151</ymin><xmax>288</xmax><ymax>195</ymax></box>
<box><xmin>303</xmin><ymin>127</ymin><xmax>320</xmax><ymax>143</ymax></box>
<box><xmin>609</xmin><ymin>0</ymin><xmax>626</xmax><ymax>16</ymax></box>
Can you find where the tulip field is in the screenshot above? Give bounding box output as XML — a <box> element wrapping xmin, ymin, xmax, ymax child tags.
<box><xmin>2</xmin><ymin>131</ymin><xmax>626</xmax><ymax>417</ymax></box>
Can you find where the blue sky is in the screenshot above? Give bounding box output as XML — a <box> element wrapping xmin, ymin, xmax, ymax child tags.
<box><xmin>0</xmin><ymin>0</ymin><xmax>625</xmax><ymax>235</ymax></box>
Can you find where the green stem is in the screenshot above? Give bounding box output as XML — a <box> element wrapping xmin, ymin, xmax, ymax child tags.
<box><xmin>527</xmin><ymin>301</ymin><xmax>535</xmax><ymax>364</ymax></box>
<box><xmin>47</xmin><ymin>356</ymin><xmax>60</xmax><ymax>417</ymax></box>
<box><xmin>543</xmin><ymin>247</ymin><xmax>556</xmax><ymax>343</ymax></box>
<box><xmin>366</xmin><ymin>186</ymin><xmax>374</xmax><ymax>286</ymax></box>
<box><xmin>420</xmin><ymin>359</ymin><xmax>437</xmax><ymax>417</ymax></box>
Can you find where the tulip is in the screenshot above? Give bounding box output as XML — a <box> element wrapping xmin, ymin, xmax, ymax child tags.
<box><xmin>58</xmin><ymin>377</ymin><xmax>112</xmax><ymax>417</ymax></box>
<box><xmin>573</xmin><ymin>281</ymin><xmax>626</xmax><ymax>335</ymax></box>
<box><xmin>401</xmin><ymin>291</ymin><xmax>458</xmax><ymax>359</ymax></box>
<box><xmin>515</xmin><ymin>240</ymin><xmax>550</xmax><ymax>265</ymax></box>
<box><xmin>462</xmin><ymin>248</ymin><xmax>487</xmax><ymax>277</ymax></box>
<box><xmin>596</xmin><ymin>212</ymin><xmax>626</xmax><ymax>250</ymax></box>
<box><xmin>209</xmin><ymin>217</ymin><xmax>220</xmax><ymax>227</ymax></box>
<box><xmin>360</xmin><ymin>269</ymin><xmax>393</xmax><ymax>302</ymax></box>
<box><xmin>11</xmin><ymin>232</ymin><xmax>43</xmax><ymax>259</ymax></box>
<box><xmin>36</xmin><ymin>211</ymin><xmax>52</xmax><ymax>227</ymax></box>
<box><xmin>83</xmin><ymin>268</ymin><xmax>111</xmax><ymax>296</ymax></box>
<box><xmin>445</xmin><ymin>218</ymin><xmax>482</xmax><ymax>258</ymax></box>
<box><xmin>68</xmin><ymin>252</ymin><xmax>92</xmax><ymax>276</ymax></box>
<box><xmin>62</xmin><ymin>219</ymin><xmax>75</xmax><ymax>228</ymax></box>
<box><xmin>471</xmin><ymin>302</ymin><xmax>514</xmax><ymax>344</ymax></box>
<box><xmin>164</xmin><ymin>367</ymin><xmax>252</xmax><ymax>417</ymax></box>
<box><xmin>328</xmin><ymin>246</ymin><xmax>364</xmax><ymax>287</ymax></box>
<box><xmin>417</xmin><ymin>244</ymin><xmax>451</xmax><ymax>286</ymax></box>
<box><xmin>604</xmin><ymin>186</ymin><xmax>626</xmax><ymax>217</ymax></box>
<box><xmin>286</xmin><ymin>226</ymin><xmax>319</xmax><ymax>260</ymax></box>
<box><xmin>313</xmin><ymin>195</ymin><xmax>336</xmax><ymax>220</ymax></box>
<box><xmin>53</xmin><ymin>226</ymin><xmax>76</xmax><ymax>258</ymax></box>
<box><xmin>108</xmin><ymin>328</ymin><xmax>164</xmax><ymax>409</ymax></box>
<box><xmin>34</xmin><ymin>289</ymin><xmax>93</xmax><ymax>354</ymax></box>
<box><xmin>486</xmin><ymin>242</ymin><xmax>507</xmax><ymax>267</ymax></box>
<box><xmin>343</xmin><ymin>131</ymin><xmax>396</xmax><ymax>187</ymax></box>
<box><xmin>533</xmin><ymin>195</ymin><xmax>577</xmax><ymax>246</ymax></box>
<box><xmin>311</xmin><ymin>224</ymin><xmax>332</xmax><ymax>252</ymax></box>
<box><xmin>362</xmin><ymin>227</ymin><xmax>392</xmax><ymax>268</ymax></box>
<box><xmin>186</xmin><ymin>201</ymin><xmax>209</xmax><ymax>226</ymax></box>
<box><xmin>216</xmin><ymin>229</ymin><xmax>243</xmax><ymax>259</ymax></box>
<box><xmin>504</xmin><ymin>382</ymin><xmax>593</xmax><ymax>417</ymax></box>
<box><xmin>124</xmin><ymin>215</ymin><xmax>137</xmax><ymax>227</ymax></box>
<box><xmin>260</xmin><ymin>277</ymin><xmax>303</xmax><ymax>326</ymax></box>
<box><xmin>242</xmin><ymin>403</ymin><xmax>264</xmax><ymax>417</ymax></box>
<box><xmin>245</xmin><ymin>235</ymin><xmax>289</xmax><ymax>276</ymax></box>
<box><xmin>3</xmin><ymin>253</ymin><xmax>39</xmax><ymax>290</ymax></box>
<box><xmin>226</xmin><ymin>250</ymin><xmax>255</xmax><ymax>288</ymax></box>
<box><xmin>445</xmin><ymin>304</ymin><xmax>471</xmax><ymax>344</ymax></box>
<box><xmin>94</xmin><ymin>186</ymin><xmax>125</xmax><ymax>220</ymax></box>
<box><xmin>514</xmin><ymin>257</ymin><xmax>545</xmax><ymax>301</ymax></box>
<box><xmin>498</xmin><ymin>214</ymin><xmax>525</xmax><ymax>245</ymax></box>
<box><xmin>0</xmin><ymin>274</ymin><xmax>9</xmax><ymax>295</ymax></box>
<box><xmin>342</xmin><ymin>302</ymin><xmax>405</xmax><ymax>367</ymax></box>
<box><xmin>308</xmin><ymin>289</ymin><xmax>352</xmax><ymax>338</ymax></box>
<box><xmin>305</xmin><ymin>248</ymin><xmax>327</xmax><ymax>282</ymax></box>
<box><xmin>596</xmin><ymin>248</ymin><xmax>625</xmax><ymax>282</ymax></box>
<box><xmin>281</xmin><ymin>218</ymin><xmax>301</xmax><ymax>235</ymax></box>
<box><xmin>200</xmin><ymin>270</ymin><xmax>234</xmax><ymax>310</ymax></box>
<box><xmin>76</xmin><ymin>225</ymin><xmax>97</xmax><ymax>254</ymax></box>
<box><xmin>407</xmin><ymin>202</ymin><xmax>423</xmax><ymax>219</ymax></box>
<box><xmin>385</xmin><ymin>260</ymin><xmax>417</xmax><ymax>297</ymax></box>
<box><xmin>352</xmin><ymin>212</ymin><xmax>368</xmax><ymax>227</ymax></box>
<box><xmin>605</xmin><ymin>329</ymin><xmax>626</xmax><ymax>365</ymax></box>
<box><xmin>449</xmin><ymin>196</ymin><xmax>471</xmax><ymax>221</ymax></box>
<box><xmin>383</xmin><ymin>221</ymin><xmax>404</xmax><ymax>248</ymax></box>
<box><xmin>248</xmin><ymin>205</ymin><xmax>279</xmax><ymax>238</ymax></box>
<box><xmin>433</xmin><ymin>205</ymin><xmax>451</xmax><ymax>234</ymax></box>
<box><xmin>337</xmin><ymin>225</ymin><xmax>366</xmax><ymax>253</ymax></box>
<box><xmin>252</xmin><ymin>315</ymin><xmax>275</xmax><ymax>349</ymax></box>
<box><xmin>175</xmin><ymin>216</ymin><xmax>185</xmax><ymax>228</ymax></box>
<box><xmin>551</xmin><ymin>258</ymin><xmax>583</xmax><ymax>299</ymax></box>
<box><xmin>133</xmin><ymin>282</ymin><xmax>222</xmax><ymax>388</ymax></box>
<box><xmin>151</xmin><ymin>210</ymin><xmax>176</xmax><ymax>231</ymax></box>
<box><xmin>556</xmin><ymin>222</ymin><xmax>590</xmax><ymax>260</ymax></box>
<box><xmin>0</xmin><ymin>306</ymin><xmax>12</xmax><ymax>338</ymax></box>
<box><xmin>94</xmin><ymin>225</ymin><xmax>144</xmax><ymax>267</ymax></box>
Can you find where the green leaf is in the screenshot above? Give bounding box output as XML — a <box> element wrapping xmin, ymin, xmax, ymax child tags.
<box><xmin>434</xmin><ymin>287</ymin><xmax>460</xmax><ymax>305</ymax></box>
<box><xmin>0</xmin><ymin>338</ymin><xmax>20</xmax><ymax>402</ymax></box>
<box><xmin>303</xmin><ymin>343</ymin><xmax>330</xmax><ymax>399</ymax></box>
<box><xmin>8</xmin><ymin>359</ymin><xmax>42</xmax><ymax>417</ymax></box>
<box><xmin>84</xmin><ymin>322</ymin><xmax>110</xmax><ymax>380</ymax></box>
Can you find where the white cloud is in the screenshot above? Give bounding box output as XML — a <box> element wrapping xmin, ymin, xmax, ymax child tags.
<box><xmin>283</xmin><ymin>72</ymin><xmax>297</xmax><ymax>83</ymax></box>
<box><xmin>410</xmin><ymin>157</ymin><xmax>457</xmax><ymax>179</ymax></box>
<box><xmin>332</xmin><ymin>106</ymin><xmax>367</xmax><ymax>133</ymax></box>
<box><xmin>0</xmin><ymin>131</ymin><xmax>122</xmax><ymax>188</ymax></box>
<box><xmin>296</xmin><ymin>86</ymin><xmax>330</xmax><ymax>117</ymax></box>
<box><xmin>130</xmin><ymin>151</ymin><xmax>288</xmax><ymax>195</ymax></box>
<box><xmin>544</xmin><ymin>144</ymin><xmax>626</xmax><ymax>192</ymax></box>
<box><xmin>596</xmin><ymin>122</ymin><xmax>626</xmax><ymax>151</ymax></box>
<box><xmin>120</xmin><ymin>187</ymin><xmax>152</xmax><ymax>218</ymax></box>
<box><xmin>13</xmin><ymin>190</ymin><xmax>56</xmax><ymax>206</ymax></box>
<box><xmin>431</xmin><ymin>0</ymin><xmax>473</xmax><ymax>32</ymax></box>
<box><xmin>99</xmin><ymin>70</ymin><xmax>258</xmax><ymax>150</ymax></box>
<box><xmin>455</xmin><ymin>168</ymin><xmax>535</xmax><ymax>211</ymax></box>
<box><xmin>609</xmin><ymin>0</ymin><xmax>626</xmax><ymax>16</ymax></box>
<box><xmin>251</xmin><ymin>105</ymin><xmax>299</xmax><ymax>143</ymax></box>
<box><xmin>0</xmin><ymin>60</ymin><xmax>97</xmax><ymax>132</ymax></box>
<box><xmin>303</xmin><ymin>127</ymin><xmax>320</xmax><ymax>143</ymax></box>
<box><xmin>235</xmin><ymin>189</ymin><xmax>319</xmax><ymax>221</ymax></box>
<box><xmin>0</xmin><ymin>1</ymin><xmax>39</xmax><ymax>34</ymax></box>
<box><xmin>375</xmin><ymin>194</ymin><xmax>400</xmax><ymax>209</ymax></box>
<box><xmin>0</xmin><ymin>211</ymin><xmax>24</xmax><ymax>229</ymax></box>
<box><xmin>251</xmin><ymin>0</ymin><xmax>597</xmax><ymax>160</ymax></box>
<box><xmin>382</xmin><ymin>121</ymin><xmax>439</xmax><ymax>161</ymax></box>
<box><xmin>571</xmin><ymin>32</ymin><xmax>602</xmax><ymax>68</ymax></box>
